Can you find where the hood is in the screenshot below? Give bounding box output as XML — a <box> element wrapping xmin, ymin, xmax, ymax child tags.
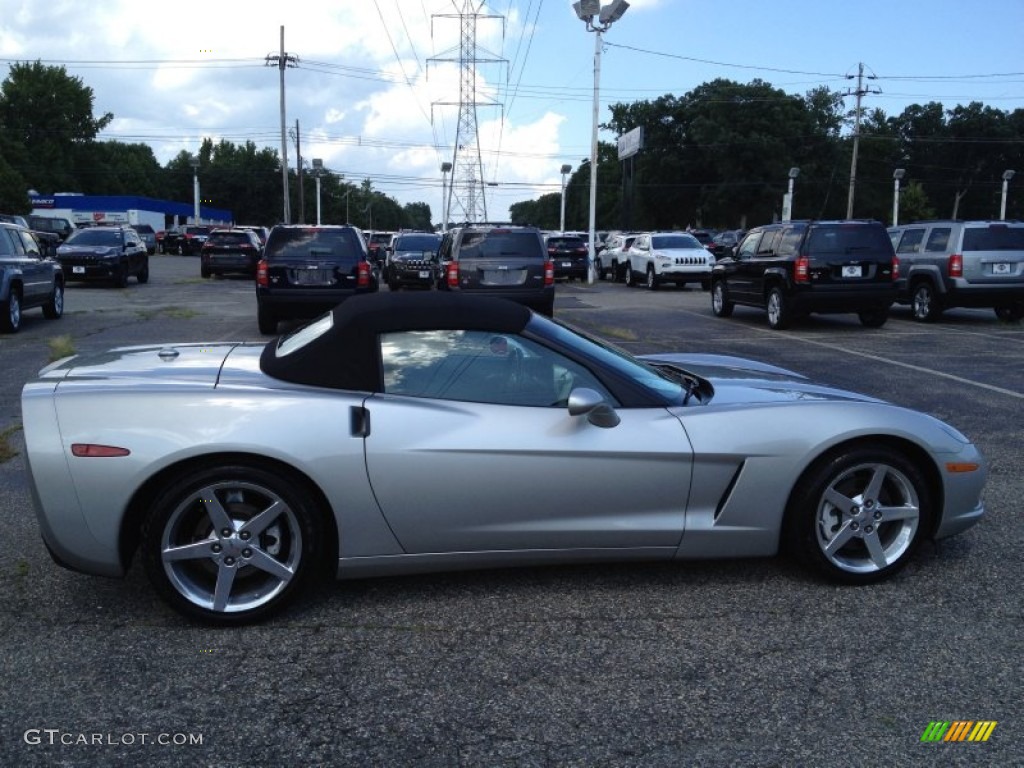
<box><xmin>640</xmin><ymin>352</ymin><xmax>885</xmax><ymax>406</ymax></box>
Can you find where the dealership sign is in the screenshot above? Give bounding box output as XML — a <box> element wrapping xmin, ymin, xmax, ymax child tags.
<box><xmin>617</xmin><ymin>126</ymin><xmax>644</xmax><ymax>160</ymax></box>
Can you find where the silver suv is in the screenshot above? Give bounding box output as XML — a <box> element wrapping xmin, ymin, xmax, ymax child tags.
<box><xmin>888</xmin><ymin>220</ymin><xmax>1024</xmax><ymax>321</ymax></box>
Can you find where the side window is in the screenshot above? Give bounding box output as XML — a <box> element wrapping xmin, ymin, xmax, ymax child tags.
<box><xmin>775</xmin><ymin>228</ymin><xmax>802</xmax><ymax>257</ymax></box>
<box><xmin>756</xmin><ymin>229</ymin><xmax>780</xmax><ymax>255</ymax></box>
<box><xmin>16</xmin><ymin>230</ymin><xmax>41</xmax><ymax>256</ymax></box>
<box><xmin>380</xmin><ymin>330</ymin><xmax>614</xmax><ymax>407</ymax></box>
<box><xmin>736</xmin><ymin>232</ymin><xmax>762</xmax><ymax>260</ymax></box>
<box><xmin>924</xmin><ymin>228</ymin><xmax>951</xmax><ymax>252</ymax></box>
<box><xmin>0</xmin><ymin>229</ymin><xmax>15</xmax><ymax>256</ymax></box>
<box><xmin>896</xmin><ymin>228</ymin><xmax>925</xmax><ymax>254</ymax></box>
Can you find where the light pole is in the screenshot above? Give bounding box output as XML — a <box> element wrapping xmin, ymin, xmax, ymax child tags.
<box><xmin>1000</xmin><ymin>169</ymin><xmax>1016</xmax><ymax>220</ymax></box>
<box><xmin>440</xmin><ymin>162</ymin><xmax>452</xmax><ymax>231</ymax></box>
<box><xmin>892</xmin><ymin>168</ymin><xmax>906</xmax><ymax>226</ymax></box>
<box><xmin>574</xmin><ymin>0</ymin><xmax>629</xmax><ymax>283</ymax></box>
<box><xmin>190</xmin><ymin>155</ymin><xmax>200</xmax><ymax>224</ymax></box>
<box><xmin>312</xmin><ymin>158</ymin><xmax>324</xmax><ymax>226</ymax></box>
<box><xmin>782</xmin><ymin>167</ymin><xmax>799</xmax><ymax>221</ymax></box>
<box><xmin>559</xmin><ymin>164</ymin><xmax>573</xmax><ymax>232</ymax></box>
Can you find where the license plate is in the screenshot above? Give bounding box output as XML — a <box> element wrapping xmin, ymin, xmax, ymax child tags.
<box><xmin>72</xmin><ymin>266</ymin><xmax>85</xmax><ymax>274</ymax></box>
<box><xmin>483</xmin><ymin>269</ymin><xmax>524</xmax><ymax>285</ymax></box>
<box><xmin>993</xmin><ymin>262</ymin><xmax>1011</xmax><ymax>274</ymax></box>
<box><xmin>561</xmin><ymin>261</ymin><xmax>571</xmax><ymax>267</ymax></box>
<box><xmin>291</xmin><ymin>269</ymin><xmax>333</xmax><ymax>286</ymax></box>
<box><xmin>842</xmin><ymin>265</ymin><xmax>862</xmax><ymax>278</ymax></box>
<box><xmin>418</xmin><ymin>271</ymin><xmax>431</xmax><ymax>279</ymax></box>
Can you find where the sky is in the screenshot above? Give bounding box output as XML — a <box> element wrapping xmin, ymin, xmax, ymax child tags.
<box><xmin>2</xmin><ymin>0</ymin><xmax>1023</xmax><ymax>224</ymax></box>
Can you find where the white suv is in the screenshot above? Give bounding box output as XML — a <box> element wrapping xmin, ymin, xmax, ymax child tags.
<box><xmin>624</xmin><ymin>231</ymin><xmax>713</xmax><ymax>290</ymax></box>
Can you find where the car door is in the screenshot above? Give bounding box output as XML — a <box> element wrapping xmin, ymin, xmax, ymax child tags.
<box><xmin>10</xmin><ymin>229</ymin><xmax>50</xmax><ymax>305</ymax></box>
<box><xmin>723</xmin><ymin>230</ymin><xmax>762</xmax><ymax>303</ymax></box>
<box><xmin>362</xmin><ymin>329</ymin><xmax>693</xmax><ymax>554</ymax></box>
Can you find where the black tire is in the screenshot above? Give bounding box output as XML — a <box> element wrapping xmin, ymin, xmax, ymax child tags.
<box><xmin>536</xmin><ymin>298</ymin><xmax>555</xmax><ymax>318</ymax></box>
<box><xmin>611</xmin><ymin>260</ymin><xmax>623</xmax><ymax>283</ymax></box>
<box><xmin>201</xmin><ymin>265</ymin><xmax>211</xmax><ymax>278</ymax></box>
<box><xmin>911</xmin><ymin>281</ymin><xmax>942</xmax><ymax>322</ymax></box>
<box><xmin>0</xmin><ymin>288</ymin><xmax>21</xmax><ymax>333</ymax></box>
<box><xmin>114</xmin><ymin>265</ymin><xmax>129</xmax><ymax>289</ymax></box>
<box><xmin>994</xmin><ymin>303</ymin><xmax>1024</xmax><ymax>322</ymax></box>
<box><xmin>784</xmin><ymin>443</ymin><xmax>932</xmax><ymax>584</ymax></box>
<box><xmin>43</xmin><ymin>280</ymin><xmax>64</xmax><ymax>319</ymax></box>
<box><xmin>711</xmin><ymin>280</ymin><xmax>734</xmax><ymax>318</ymax></box>
<box><xmin>137</xmin><ymin>259</ymin><xmax>150</xmax><ymax>284</ymax></box>
<box><xmin>257</xmin><ymin>305</ymin><xmax>278</xmax><ymax>335</ymax></box>
<box><xmin>646</xmin><ymin>266</ymin><xmax>659</xmax><ymax>291</ymax></box>
<box><xmin>595</xmin><ymin>258</ymin><xmax>605</xmax><ymax>280</ymax></box>
<box><xmin>766</xmin><ymin>286</ymin><xmax>792</xmax><ymax>330</ymax></box>
<box><xmin>140</xmin><ymin>463</ymin><xmax>326</xmax><ymax>625</ymax></box>
<box><xmin>624</xmin><ymin>262</ymin><xmax>635</xmax><ymax>287</ymax></box>
<box><xmin>858</xmin><ymin>308</ymin><xmax>889</xmax><ymax>328</ymax></box>
<box><xmin>177</xmin><ymin>243</ymin><xmax>185</xmax><ymax>256</ymax></box>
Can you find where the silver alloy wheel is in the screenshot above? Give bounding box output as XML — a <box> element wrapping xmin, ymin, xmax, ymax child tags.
<box><xmin>712</xmin><ymin>282</ymin><xmax>725</xmax><ymax>314</ymax></box>
<box><xmin>814</xmin><ymin>461</ymin><xmax>920</xmax><ymax>575</ymax></box>
<box><xmin>767</xmin><ymin>290</ymin><xmax>783</xmax><ymax>327</ymax></box>
<box><xmin>8</xmin><ymin>291</ymin><xmax>21</xmax><ymax>330</ymax></box>
<box><xmin>53</xmin><ymin>284</ymin><xmax>63</xmax><ymax>314</ymax></box>
<box><xmin>646</xmin><ymin>267</ymin><xmax>657</xmax><ymax>290</ymax></box>
<box><xmin>159</xmin><ymin>480</ymin><xmax>303</xmax><ymax>614</ymax></box>
<box><xmin>912</xmin><ymin>283</ymin><xmax>934</xmax><ymax>321</ymax></box>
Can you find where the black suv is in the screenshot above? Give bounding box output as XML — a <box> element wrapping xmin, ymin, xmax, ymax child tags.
<box><xmin>56</xmin><ymin>225</ymin><xmax>149</xmax><ymax>287</ymax></box>
<box><xmin>385</xmin><ymin>231</ymin><xmax>441</xmax><ymax>290</ymax></box>
<box><xmin>200</xmin><ymin>228</ymin><xmax>263</xmax><ymax>278</ymax></box>
<box><xmin>0</xmin><ymin>222</ymin><xmax>64</xmax><ymax>333</ymax></box>
<box><xmin>256</xmin><ymin>224</ymin><xmax>377</xmax><ymax>334</ymax></box>
<box><xmin>437</xmin><ymin>224</ymin><xmax>554</xmax><ymax>316</ymax></box>
<box><xmin>711</xmin><ymin>220</ymin><xmax>897</xmax><ymax>329</ymax></box>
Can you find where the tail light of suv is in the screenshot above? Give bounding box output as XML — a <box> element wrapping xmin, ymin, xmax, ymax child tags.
<box><xmin>948</xmin><ymin>253</ymin><xmax>963</xmax><ymax>277</ymax></box>
<box><xmin>544</xmin><ymin>260</ymin><xmax>554</xmax><ymax>285</ymax></box>
<box><xmin>357</xmin><ymin>260</ymin><xmax>371</xmax><ymax>288</ymax></box>
<box><xmin>892</xmin><ymin>255</ymin><xmax>900</xmax><ymax>280</ymax></box>
<box><xmin>794</xmin><ymin>255</ymin><xmax>810</xmax><ymax>284</ymax></box>
<box><xmin>446</xmin><ymin>261</ymin><xmax>459</xmax><ymax>288</ymax></box>
<box><xmin>256</xmin><ymin>259</ymin><xmax>269</xmax><ymax>286</ymax></box>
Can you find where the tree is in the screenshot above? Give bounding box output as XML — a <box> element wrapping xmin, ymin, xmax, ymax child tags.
<box><xmin>0</xmin><ymin>61</ymin><xmax>112</xmax><ymax>193</ymax></box>
<box><xmin>0</xmin><ymin>153</ymin><xmax>29</xmax><ymax>212</ymax></box>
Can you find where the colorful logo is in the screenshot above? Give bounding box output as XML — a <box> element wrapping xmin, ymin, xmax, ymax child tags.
<box><xmin>921</xmin><ymin>721</ymin><xmax>997</xmax><ymax>742</ymax></box>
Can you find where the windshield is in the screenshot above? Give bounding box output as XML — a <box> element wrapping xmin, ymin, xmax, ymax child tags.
<box><xmin>652</xmin><ymin>234</ymin><xmax>702</xmax><ymax>250</ymax></box>
<box><xmin>66</xmin><ymin>229</ymin><xmax>121</xmax><ymax>246</ymax></box>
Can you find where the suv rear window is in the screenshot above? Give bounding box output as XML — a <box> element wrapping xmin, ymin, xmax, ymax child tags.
<box><xmin>208</xmin><ymin>231</ymin><xmax>254</xmax><ymax>246</ymax></box>
<box><xmin>265</xmin><ymin>227</ymin><xmax>365</xmax><ymax>262</ymax></box>
<box><xmin>394</xmin><ymin>235</ymin><xmax>440</xmax><ymax>251</ymax></box>
<box><xmin>806</xmin><ymin>225</ymin><xmax>892</xmax><ymax>255</ymax></box>
<box><xmin>459</xmin><ymin>230</ymin><xmax>543</xmax><ymax>260</ymax></box>
<box><xmin>963</xmin><ymin>225</ymin><xmax>1024</xmax><ymax>251</ymax></box>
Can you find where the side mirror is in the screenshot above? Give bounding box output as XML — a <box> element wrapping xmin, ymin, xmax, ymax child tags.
<box><xmin>567</xmin><ymin>387</ymin><xmax>620</xmax><ymax>429</ymax></box>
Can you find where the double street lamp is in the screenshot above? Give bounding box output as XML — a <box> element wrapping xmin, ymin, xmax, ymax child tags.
<box><xmin>573</xmin><ymin>0</ymin><xmax>629</xmax><ymax>283</ymax></box>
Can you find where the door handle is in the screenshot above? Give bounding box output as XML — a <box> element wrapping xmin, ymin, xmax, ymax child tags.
<box><xmin>350</xmin><ymin>406</ymin><xmax>371</xmax><ymax>437</ymax></box>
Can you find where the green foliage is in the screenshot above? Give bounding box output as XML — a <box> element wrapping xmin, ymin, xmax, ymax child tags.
<box><xmin>0</xmin><ymin>153</ymin><xmax>29</xmax><ymax>212</ymax></box>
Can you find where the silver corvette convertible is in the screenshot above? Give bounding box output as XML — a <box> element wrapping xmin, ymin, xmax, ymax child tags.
<box><xmin>22</xmin><ymin>292</ymin><xmax>986</xmax><ymax>624</ymax></box>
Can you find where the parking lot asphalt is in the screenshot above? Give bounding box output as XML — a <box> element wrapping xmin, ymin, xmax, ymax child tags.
<box><xmin>1</xmin><ymin>255</ymin><xmax>1021</xmax><ymax>766</ymax></box>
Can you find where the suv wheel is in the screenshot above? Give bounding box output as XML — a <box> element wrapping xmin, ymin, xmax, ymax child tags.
<box><xmin>911</xmin><ymin>281</ymin><xmax>942</xmax><ymax>322</ymax></box>
<box><xmin>646</xmin><ymin>266</ymin><xmax>659</xmax><ymax>291</ymax></box>
<box><xmin>43</xmin><ymin>281</ymin><xmax>64</xmax><ymax>319</ymax></box>
<box><xmin>995</xmin><ymin>303</ymin><xmax>1024</xmax><ymax>322</ymax></box>
<box><xmin>257</xmin><ymin>305</ymin><xmax>278</xmax><ymax>335</ymax></box>
<box><xmin>858</xmin><ymin>309</ymin><xmax>889</xmax><ymax>328</ymax></box>
<box><xmin>137</xmin><ymin>260</ymin><xmax>150</xmax><ymax>284</ymax></box>
<box><xmin>711</xmin><ymin>280</ymin><xmax>734</xmax><ymax>317</ymax></box>
<box><xmin>624</xmin><ymin>263</ymin><xmax>635</xmax><ymax>287</ymax></box>
<box><xmin>766</xmin><ymin>286</ymin><xmax>792</xmax><ymax>330</ymax></box>
<box><xmin>0</xmin><ymin>289</ymin><xmax>21</xmax><ymax>333</ymax></box>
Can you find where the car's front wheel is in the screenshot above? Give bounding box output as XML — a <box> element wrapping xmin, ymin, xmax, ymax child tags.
<box><xmin>785</xmin><ymin>444</ymin><xmax>932</xmax><ymax>584</ymax></box>
<box><xmin>711</xmin><ymin>280</ymin><xmax>734</xmax><ymax>317</ymax></box>
<box><xmin>624</xmin><ymin>262</ymin><xmax>635</xmax><ymax>287</ymax></box>
<box><xmin>646</xmin><ymin>266</ymin><xmax>659</xmax><ymax>290</ymax></box>
<box><xmin>141</xmin><ymin>463</ymin><xmax>326</xmax><ymax>624</ymax></box>
<box><xmin>137</xmin><ymin>260</ymin><xmax>149</xmax><ymax>284</ymax></box>
<box><xmin>766</xmin><ymin>286</ymin><xmax>792</xmax><ymax>329</ymax></box>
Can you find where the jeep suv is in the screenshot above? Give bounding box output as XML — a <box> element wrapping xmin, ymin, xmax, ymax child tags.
<box><xmin>56</xmin><ymin>225</ymin><xmax>149</xmax><ymax>287</ymax></box>
<box><xmin>385</xmin><ymin>231</ymin><xmax>441</xmax><ymax>290</ymax></box>
<box><xmin>256</xmin><ymin>224</ymin><xmax>376</xmax><ymax>334</ymax></box>
<box><xmin>0</xmin><ymin>222</ymin><xmax>64</xmax><ymax>333</ymax></box>
<box><xmin>437</xmin><ymin>224</ymin><xmax>554</xmax><ymax>316</ymax></box>
<box><xmin>888</xmin><ymin>220</ymin><xmax>1024</xmax><ymax>321</ymax></box>
<box><xmin>711</xmin><ymin>220</ymin><xmax>898</xmax><ymax>329</ymax></box>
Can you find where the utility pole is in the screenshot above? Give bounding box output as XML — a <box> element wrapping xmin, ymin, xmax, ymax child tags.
<box><xmin>429</xmin><ymin>2</ymin><xmax>507</xmax><ymax>225</ymax></box>
<box><xmin>266</xmin><ymin>26</ymin><xmax>298</xmax><ymax>224</ymax></box>
<box><xmin>844</xmin><ymin>62</ymin><xmax>880</xmax><ymax>219</ymax></box>
<box><xmin>293</xmin><ymin>119</ymin><xmax>304</xmax><ymax>224</ymax></box>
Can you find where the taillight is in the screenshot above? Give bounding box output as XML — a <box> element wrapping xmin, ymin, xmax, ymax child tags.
<box><xmin>948</xmin><ymin>253</ymin><xmax>963</xmax><ymax>277</ymax></box>
<box><xmin>446</xmin><ymin>261</ymin><xmax>459</xmax><ymax>288</ymax></box>
<box><xmin>891</xmin><ymin>255</ymin><xmax>900</xmax><ymax>281</ymax></box>
<box><xmin>794</xmin><ymin>255</ymin><xmax>810</xmax><ymax>283</ymax></box>
<box><xmin>357</xmin><ymin>261</ymin><xmax>370</xmax><ymax>287</ymax></box>
<box><xmin>544</xmin><ymin>260</ymin><xmax>554</xmax><ymax>286</ymax></box>
<box><xmin>256</xmin><ymin>259</ymin><xmax>269</xmax><ymax>286</ymax></box>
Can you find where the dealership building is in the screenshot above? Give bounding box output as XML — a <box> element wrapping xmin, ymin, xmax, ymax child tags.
<box><xmin>29</xmin><ymin>194</ymin><xmax>233</xmax><ymax>232</ymax></box>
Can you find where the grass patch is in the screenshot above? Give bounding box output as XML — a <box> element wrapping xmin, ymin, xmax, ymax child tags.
<box><xmin>0</xmin><ymin>423</ymin><xmax>22</xmax><ymax>463</ymax></box>
<box><xmin>48</xmin><ymin>334</ymin><xmax>76</xmax><ymax>362</ymax></box>
<box><xmin>165</xmin><ymin>307</ymin><xmax>199</xmax><ymax>319</ymax></box>
<box><xmin>593</xmin><ymin>325</ymin><xmax>639</xmax><ymax>342</ymax></box>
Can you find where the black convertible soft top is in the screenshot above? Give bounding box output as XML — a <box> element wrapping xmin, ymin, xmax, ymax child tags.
<box><xmin>259</xmin><ymin>291</ymin><xmax>533</xmax><ymax>391</ymax></box>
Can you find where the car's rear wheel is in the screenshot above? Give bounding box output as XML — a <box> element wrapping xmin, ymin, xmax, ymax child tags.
<box><xmin>0</xmin><ymin>288</ymin><xmax>21</xmax><ymax>333</ymax></box>
<box><xmin>141</xmin><ymin>464</ymin><xmax>325</xmax><ymax>625</ymax></box>
<box><xmin>646</xmin><ymin>266</ymin><xmax>659</xmax><ymax>290</ymax></box>
<box><xmin>711</xmin><ymin>280</ymin><xmax>734</xmax><ymax>317</ymax></box>
<box><xmin>43</xmin><ymin>281</ymin><xmax>64</xmax><ymax>319</ymax></box>
<box><xmin>766</xmin><ymin>286</ymin><xmax>792</xmax><ymax>329</ymax></box>
<box><xmin>994</xmin><ymin>302</ymin><xmax>1024</xmax><ymax>321</ymax></box>
<box><xmin>785</xmin><ymin>444</ymin><xmax>931</xmax><ymax>584</ymax></box>
<box><xmin>911</xmin><ymin>281</ymin><xmax>942</xmax><ymax>322</ymax></box>
<box><xmin>624</xmin><ymin>262</ymin><xmax>635</xmax><ymax>287</ymax></box>
<box><xmin>858</xmin><ymin>308</ymin><xmax>889</xmax><ymax>328</ymax></box>
<box><xmin>257</xmin><ymin>305</ymin><xmax>278</xmax><ymax>335</ymax></box>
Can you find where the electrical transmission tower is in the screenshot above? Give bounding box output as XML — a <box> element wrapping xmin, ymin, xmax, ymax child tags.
<box><xmin>430</xmin><ymin>2</ymin><xmax>507</xmax><ymax>225</ymax></box>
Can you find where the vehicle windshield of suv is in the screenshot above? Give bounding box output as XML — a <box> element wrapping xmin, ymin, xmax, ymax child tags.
<box><xmin>265</xmin><ymin>227</ymin><xmax>365</xmax><ymax>260</ymax></box>
<box><xmin>963</xmin><ymin>226</ymin><xmax>1024</xmax><ymax>250</ymax></box>
<box><xmin>806</xmin><ymin>225</ymin><xmax>893</xmax><ymax>255</ymax></box>
<box><xmin>394</xmin><ymin>235</ymin><xmax>440</xmax><ymax>252</ymax></box>
<box><xmin>460</xmin><ymin>231</ymin><xmax>542</xmax><ymax>259</ymax></box>
<box><xmin>653</xmin><ymin>234</ymin><xmax>701</xmax><ymax>250</ymax></box>
<box><xmin>66</xmin><ymin>229</ymin><xmax>122</xmax><ymax>246</ymax></box>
